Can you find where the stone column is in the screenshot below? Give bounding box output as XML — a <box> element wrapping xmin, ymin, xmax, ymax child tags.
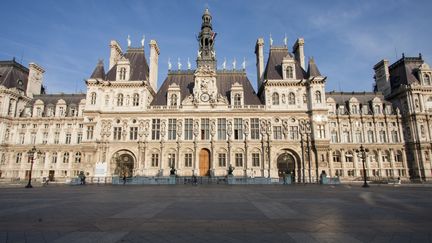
<box><xmin>401</xmin><ymin>148</ymin><xmax>408</xmax><ymax>177</ymax></box>
<box><xmin>159</xmin><ymin>140</ymin><xmax>164</xmax><ymax>176</ymax></box>
<box><xmin>340</xmin><ymin>149</ymin><xmax>346</xmax><ymax>178</ymax></box>
<box><xmin>327</xmin><ymin>150</ymin><xmax>333</xmax><ymax>177</ymax></box>
<box><xmin>354</xmin><ymin>152</ymin><xmax>359</xmax><ymax>177</ymax></box>
<box><xmin>142</xmin><ymin>142</ymin><xmax>147</xmax><ymax>176</ymax></box>
<box><xmin>377</xmin><ymin>149</ymin><xmax>384</xmax><ymax>177</ymax></box>
<box><xmin>389</xmin><ymin>149</ymin><xmax>395</xmax><ymax>177</ymax></box>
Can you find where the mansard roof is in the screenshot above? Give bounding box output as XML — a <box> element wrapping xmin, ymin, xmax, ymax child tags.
<box><xmin>105</xmin><ymin>48</ymin><xmax>149</xmax><ymax>81</ymax></box>
<box><xmin>306</xmin><ymin>58</ymin><xmax>321</xmax><ymax>77</ymax></box>
<box><xmin>263</xmin><ymin>47</ymin><xmax>307</xmax><ymax>80</ymax></box>
<box><xmin>151</xmin><ymin>70</ymin><xmax>262</xmax><ymax>106</ymax></box>
<box><xmin>0</xmin><ymin>59</ymin><xmax>28</xmax><ymax>91</ymax></box>
<box><xmin>388</xmin><ymin>55</ymin><xmax>423</xmax><ymax>90</ymax></box>
<box><xmin>31</xmin><ymin>93</ymin><xmax>86</xmax><ymax>106</ymax></box>
<box><xmin>326</xmin><ymin>91</ymin><xmax>392</xmax><ymax>105</ymax></box>
<box><xmin>90</xmin><ymin>60</ymin><xmax>105</xmax><ymax>79</ymax></box>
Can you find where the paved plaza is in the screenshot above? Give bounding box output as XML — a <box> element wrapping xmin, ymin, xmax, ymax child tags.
<box><xmin>0</xmin><ymin>184</ymin><xmax>431</xmax><ymax>243</ymax></box>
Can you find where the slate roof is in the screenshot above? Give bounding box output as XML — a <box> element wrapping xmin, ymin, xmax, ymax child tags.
<box><xmin>31</xmin><ymin>93</ymin><xmax>86</xmax><ymax>106</ymax></box>
<box><xmin>263</xmin><ymin>47</ymin><xmax>307</xmax><ymax>80</ymax></box>
<box><xmin>90</xmin><ymin>60</ymin><xmax>105</xmax><ymax>79</ymax></box>
<box><xmin>0</xmin><ymin>60</ymin><xmax>28</xmax><ymax>91</ymax></box>
<box><xmin>151</xmin><ymin>70</ymin><xmax>262</xmax><ymax>106</ymax></box>
<box><xmin>388</xmin><ymin>56</ymin><xmax>423</xmax><ymax>90</ymax></box>
<box><xmin>306</xmin><ymin>58</ymin><xmax>321</xmax><ymax>77</ymax></box>
<box><xmin>326</xmin><ymin>91</ymin><xmax>392</xmax><ymax>105</ymax></box>
<box><xmin>105</xmin><ymin>48</ymin><xmax>149</xmax><ymax>81</ymax></box>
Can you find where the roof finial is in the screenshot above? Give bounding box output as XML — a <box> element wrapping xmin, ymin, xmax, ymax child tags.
<box><xmin>177</xmin><ymin>58</ymin><xmax>182</xmax><ymax>70</ymax></box>
<box><xmin>242</xmin><ymin>57</ymin><xmax>246</xmax><ymax>70</ymax></box>
<box><xmin>222</xmin><ymin>58</ymin><xmax>227</xmax><ymax>70</ymax></box>
<box><xmin>402</xmin><ymin>52</ymin><xmax>405</xmax><ymax>58</ymax></box>
<box><xmin>187</xmin><ymin>58</ymin><xmax>191</xmax><ymax>70</ymax></box>
<box><xmin>168</xmin><ymin>58</ymin><xmax>172</xmax><ymax>70</ymax></box>
<box><xmin>141</xmin><ymin>35</ymin><xmax>145</xmax><ymax>47</ymax></box>
<box><xmin>284</xmin><ymin>33</ymin><xmax>288</xmax><ymax>47</ymax></box>
<box><xmin>232</xmin><ymin>58</ymin><xmax>237</xmax><ymax>70</ymax></box>
<box><xmin>269</xmin><ymin>33</ymin><xmax>273</xmax><ymax>46</ymax></box>
<box><xmin>419</xmin><ymin>53</ymin><xmax>422</xmax><ymax>59</ymax></box>
<box><xmin>127</xmin><ymin>35</ymin><xmax>131</xmax><ymax>47</ymax></box>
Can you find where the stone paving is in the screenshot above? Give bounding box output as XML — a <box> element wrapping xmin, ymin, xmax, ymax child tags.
<box><xmin>0</xmin><ymin>184</ymin><xmax>431</xmax><ymax>242</ymax></box>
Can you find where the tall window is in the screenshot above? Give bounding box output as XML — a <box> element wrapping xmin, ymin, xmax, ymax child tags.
<box><xmin>151</xmin><ymin>154</ymin><xmax>159</xmax><ymax>167</ymax></box>
<box><xmin>113</xmin><ymin>127</ymin><xmax>122</xmax><ymax>140</ymax></box>
<box><xmin>273</xmin><ymin>126</ymin><xmax>282</xmax><ymax>140</ymax></box>
<box><xmin>235</xmin><ymin>153</ymin><xmax>243</xmax><ymax>167</ymax></box>
<box><xmin>129</xmin><ymin>127</ymin><xmax>138</xmax><ymax>140</ymax></box>
<box><xmin>90</xmin><ymin>92</ymin><xmax>97</xmax><ymax>105</ymax></box>
<box><xmin>345</xmin><ymin>151</ymin><xmax>353</xmax><ymax>162</ymax></box>
<box><xmin>52</xmin><ymin>152</ymin><xmax>58</xmax><ymax>163</ymax></box>
<box><xmin>152</xmin><ymin>119</ymin><xmax>161</xmax><ymax>140</ymax></box>
<box><xmin>170</xmin><ymin>94</ymin><xmax>178</xmax><ymax>106</ymax></box>
<box><xmin>16</xmin><ymin>153</ymin><xmax>22</xmax><ymax>163</ymax></box>
<box><xmin>317</xmin><ymin>125</ymin><xmax>325</xmax><ymax>139</ymax></box>
<box><xmin>54</xmin><ymin>132</ymin><xmax>60</xmax><ymax>144</ymax></box>
<box><xmin>315</xmin><ymin>91</ymin><xmax>322</xmax><ymax>103</ymax></box>
<box><xmin>31</xmin><ymin>133</ymin><xmax>36</xmax><ymax>144</ymax></box>
<box><xmin>288</xmin><ymin>92</ymin><xmax>295</xmax><ymax>105</ymax></box>
<box><xmin>218</xmin><ymin>153</ymin><xmax>226</xmax><ymax>167</ymax></box>
<box><xmin>218</xmin><ymin>118</ymin><xmax>227</xmax><ymax>140</ymax></box>
<box><xmin>250</xmin><ymin>118</ymin><xmax>260</xmax><ymax>140</ymax></box>
<box><xmin>184</xmin><ymin>153</ymin><xmax>192</xmax><ymax>167</ymax></box>
<box><xmin>234</xmin><ymin>118</ymin><xmax>243</xmax><ymax>140</ymax></box>
<box><xmin>395</xmin><ymin>151</ymin><xmax>403</xmax><ymax>162</ymax></box>
<box><xmin>351</xmin><ymin>105</ymin><xmax>358</xmax><ymax>114</ymax></box>
<box><xmin>132</xmin><ymin>93</ymin><xmax>139</xmax><ymax>106</ymax></box>
<box><xmin>63</xmin><ymin>152</ymin><xmax>69</xmax><ymax>163</ymax></box>
<box><xmin>355</xmin><ymin>131</ymin><xmax>362</xmax><ymax>143</ymax></box>
<box><xmin>19</xmin><ymin>133</ymin><xmax>25</xmax><ymax>144</ymax></box>
<box><xmin>374</xmin><ymin>105</ymin><xmax>381</xmax><ymax>114</ymax></box>
<box><xmin>289</xmin><ymin>126</ymin><xmax>299</xmax><ymax>140</ymax></box>
<box><xmin>286</xmin><ymin>66</ymin><xmax>293</xmax><ymax>79</ymax></box>
<box><xmin>168</xmin><ymin>119</ymin><xmax>177</xmax><ymax>140</ymax></box>
<box><xmin>168</xmin><ymin>153</ymin><xmax>176</xmax><ymax>167</ymax></box>
<box><xmin>117</xmin><ymin>94</ymin><xmax>124</xmax><ymax>106</ymax></box>
<box><xmin>184</xmin><ymin>119</ymin><xmax>193</xmax><ymax>140</ymax></box>
<box><xmin>201</xmin><ymin>118</ymin><xmax>210</xmax><ymax>140</ymax></box>
<box><xmin>272</xmin><ymin>93</ymin><xmax>280</xmax><ymax>105</ymax></box>
<box><xmin>379</xmin><ymin>130</ymin><xmax>386</xmax><ymax>143</ymax></box>
<box><xmin>65</xmin><ymin>133</ymin><xmax>71</xmax><ymax>144</ymax></box>
<box><xmin>77</xmin><ymin>133</ymin><xmax>82</xmax><ymax>144</ymax></box>
<box><xmin>234</xmin><ymin>94</ymin><xmax>241</xmax><ymax>106</ymax></box>
<box><xmin>332</xmin><ymin>151</ymin><xmax>341</xmax><ymax>162</ymax></box>
<box><xmin>75</xmin><ymin>152</ymin><xmax>81</xmax><ymax>163</ymax></box>
<box><xmin>331</xmin><ymin>131</ymin><xmax>338</xmax><ymax>143</ymax></box>
<box><xmin>252</xmin><ymin>153</ymin><xmax>260</xmax><ymax>167</ymax></box>
<box><xmin>424</xmin><ymin>74</ymin><xmax>431</xmax><ymax>85</ymax></box>
<box><xmin>87</xmin><ymin>126</ymin><xmax>94</xmax><ymax>140</ymax></box>
<box><xmin>119</xmin><ymin>67</ymin><xmax>126</xmax><ymax>80</ymax></box>
<box><xmin>342</xmin><ymin>131</ymin><xmax>350</xmax><ymax>143</ymax></box>
<box><xmin>391</xmin><ymin>131</ymin><xmax>399</xmax><ymax>143</ymax></box>
<box><xmin>367</xmin><ymin>130</ymin><xmax>374</xmax><ymax>143</ymax></box>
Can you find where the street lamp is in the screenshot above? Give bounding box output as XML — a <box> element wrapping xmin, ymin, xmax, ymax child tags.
<box><xmin>26</xmin><ymin>146</ymin><xmax>42</xmax><ymax>188</ymax></box>
<box><xmin>356</xmin><ymin>144</ymin><xmax>369</xmax><ymax>188</ymax></box>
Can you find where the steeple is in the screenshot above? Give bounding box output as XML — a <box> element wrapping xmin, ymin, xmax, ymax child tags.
<box><xmin>197</xmin><ymin>8</ymin><xmax>217</xmax><ymax>70</ymax></box>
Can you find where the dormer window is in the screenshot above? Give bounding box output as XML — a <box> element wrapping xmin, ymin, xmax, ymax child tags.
<box><xmin>374</xmin><ymin>104</ymin><xmax>381</xmax><ymax>114</ymax></box>
<box><xmin>272</xmin><ymin>92</ymin><xmax>280</xmax><ymax>105</ymax></box>
<box><xmin>234</xmin><ymin>94</ymin><xmax>242</xmax><ymax>106</ymax></box>
<box><xmin>424</xmin><ymin>74</ymin><xmax>431</xmax><ymax>85</ymax></box>
<box><xmin>170</xmin><ymin>94</ymin><xmax>178</xmax><ymax>106</ymax></box>
<box><xmin>117</xmin><ymin>93</ymin><xmax>124</xmax><ymax>106</ymax></box>
<box><xmin>286</xmin><ymin>66</ymin><xmax>293</xmax><ymax>79</ymax></box>
<box><xmin>119</xmin><ymin>67</ymin><xmax>127</xmax><ymax>80</ymax></box>
<box><xmin>351</xmin><ymin>105</ymin><xmax>358</xmax><ymax>114</ymax></box>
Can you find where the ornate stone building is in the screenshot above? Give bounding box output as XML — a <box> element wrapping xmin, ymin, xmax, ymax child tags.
<box><xmin>0</xmin><ymin>9</ymin><xmax>429</xmax><ymax>182</ymax></box>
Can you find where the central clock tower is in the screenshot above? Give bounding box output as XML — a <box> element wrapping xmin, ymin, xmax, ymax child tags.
<box><xmin>193</xmin><ymin>8</ymin><xmax>218</xmax><ymax>104</ymax></box>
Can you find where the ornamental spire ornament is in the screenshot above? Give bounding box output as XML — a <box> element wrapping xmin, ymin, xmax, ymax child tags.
<box><xmin>141</xmin><ymin>35</ymin><xmax>145</xmax><ymax>47</ymax></box>
<box><xmin>242</xmin><ymin>58</ymin><xmax>246</xmax><ymax>70</ymax></box>
<box><xmin>284</xmin><ymin>33</ymin><xmax>287</xmax><ymax>46</ymax></box>
<box><xmin>196</xmin><ymin>7</ymin><xmax>217</xmax><ymax>70</ymax></box>
<box><xmin>127</xmin><ymin>35</ymin><xmax>131</xmax><ymax>47</ymax></box>
<box><xmin>232</xmin><ymin>58</ymin><xmax>237</xmax><ymax>70</ymax></box>
<box><xmin>177</xmin><ymin>58</ymin><xmax>182</xmax><ymax>70</ymax></box>
<box><xmin>168</xmin><ymin>58</ymin><xmax>172</xmax><ymax>70</ymax></box>
<box><xmin>269</xmin><ymin>33</ymin><xmax>273</xmax><ymax>46</ymax></box>
<box><xmin>187</xmin><ymin>58</ymin><xmax>191</xmax><ymax>70</ymax></box>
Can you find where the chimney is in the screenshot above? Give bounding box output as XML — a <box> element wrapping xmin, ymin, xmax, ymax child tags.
<box><xmin>373</xmin><ymin>59</ymin><xmax>391</xmax><ymax>97</ymax></box>
<box><xmin>149</xmin><ymin>40</ymin><xmax>160</xmax><ymax>92</ymax></box>
<box><xmin>255</xmin><ymin>38</ymin><xmax>264</xmax><ymax>90</ymax></box>
<box><xmin>109</xmin><ymin>40</ymin><xmax>123</xmax><ymax>70</ymax></box>
<box><xmin>27</xmin><ymin>63</ymin><xmax>45</xmax><ymax>98</ymax></box>
<box><xmin>293</xmin><ymin>38</ymin><xmax>305</xmax><ymax>70</ymax></box>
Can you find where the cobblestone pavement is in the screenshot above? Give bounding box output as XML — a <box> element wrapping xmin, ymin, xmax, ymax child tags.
<box><xmin>0</xmin><ymin>184</ymin><xmax>431</xmax><ymax>242</ymax></box>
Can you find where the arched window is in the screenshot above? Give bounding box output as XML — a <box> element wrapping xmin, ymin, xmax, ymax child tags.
<box><xmin>288</xmin><ymin>92</ymin><xmax>295</xmax><ymax>105</ymax></box>
<box><xmin>63</xmin><ymin>152</ymin><xmax>69</xmax><ymax>163</ymax></box>
<box><xmin>395</xmin><ymin>150</ymin><xmax>403</xmax><ymax>162</ymax></box>
<box><xmin>286</xmin><ymin>66</ymin><xmax>293</xmax><ymax>79</ymax></box>
<box><xmin>133</xmin><ymin>93</ymin><xmax>139</xmax><ymax>106</ymax></box>
<box><xmin>345</xmin><ymin>151</ymin><xmax>353</xmax><ymax>162</ymax></box>
<box><xmin>332</xmin><ymin>151</ymin><xmax>341</xmax><ymax>162</ymax></box>
<box><xmin>117</xmin><ymin>94</ymin><xmax>124</xmax><ymax>106</ymax></box>
<box><xmin>272</xmin><ymin>92</ymin><xmax>280</xmax><ymax>105</ymax></box>
<box><xmin>424</xmin><ymin>74</ymin><xmax>431</xmax><ymax>85</ymax></box>
<box><xmin>234</xmin><ymin>94</ymin><xmax>241</xmax><ymax>106</ymax></box>
<box><xmin>90</xmin><ymin>92</ymin><xmax>96</xmax><ymax>105</ymax></box>
<box><xmin>75</xmin><ymin>152</ymin><xmax>81</xmax><ymax>163</ymax></box>
<box><xmin>119</xmin><ymin>67</ymin><xmax>126</xmax><ymax>80</ymax></box>
<box><xmin>52</xmin><ymin>152</ymin><xmax>58</xmax><ymax>163</ymax></box>
<box><xmin>315</xmin><ymin>91</ymin><xmax>322</xmax><ymax>103</ymax></box>
<box><xmin>170</xmin><ymin>94</ymin><xmax>178</xmax><ymax>106</ymax></box>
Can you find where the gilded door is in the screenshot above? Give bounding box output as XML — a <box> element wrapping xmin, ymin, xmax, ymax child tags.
<box><xmin>199</xmin><ymin>149</ymin><xmax>210</xmax><ymax>176</ymax></box>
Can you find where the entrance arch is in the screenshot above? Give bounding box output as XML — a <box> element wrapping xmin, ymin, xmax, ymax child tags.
<box><xmin>199</xmin><ymin>149</ymin><xmax>210</xmax><ymax>176</ymax></box>
<box><xmin>277</xmin><ymin>150</ymin><xmax>300</xmax><ymax>182</ymax></box>
<box><xmin>112</xmin><ymin>150</ymin><xmax>136</xmax><ymax>177</ymax></box>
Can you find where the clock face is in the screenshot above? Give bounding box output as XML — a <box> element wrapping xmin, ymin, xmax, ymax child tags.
<box><xmin>200</xmin><ymin>93</ymin><xmax>210</xmax><ymax>102</ymax></box>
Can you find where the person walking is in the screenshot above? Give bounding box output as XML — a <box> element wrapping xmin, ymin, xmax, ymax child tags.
<box><xmin>123</xmin><ymin>173</ymin><xmax>127</xmax><ymax>185</ymax></box>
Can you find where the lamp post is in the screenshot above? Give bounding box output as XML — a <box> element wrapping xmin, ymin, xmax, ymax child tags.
<box><xmin>356</xmin><ymin>144</ymin><xmax>369</xmax><ymax>188</ymax></box>
<box><xmin>26</xmin><ymin>146</ymin><xmax>42</xmax><ymax>188</ymax></box>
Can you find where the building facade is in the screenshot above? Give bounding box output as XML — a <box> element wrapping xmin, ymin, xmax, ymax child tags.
<box><xmin>0</xmin><ymin>9</ymin><xmax>430</xmax><ymax>182</ymax></box>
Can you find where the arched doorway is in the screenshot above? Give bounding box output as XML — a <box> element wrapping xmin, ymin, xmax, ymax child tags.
<box><xmin>199</xmin><ymin>149</ymin><xmax>210</xmax><ymax>176</ymax></box>
<box><xmin>113</xmin><ymin>151</ymin><xmax>135</xmax><ymax>177</ymax></box>
<box><xmin>277</xmin><ymin>152</ymin><xmax>296</xmax><ymax>178</ymax></box>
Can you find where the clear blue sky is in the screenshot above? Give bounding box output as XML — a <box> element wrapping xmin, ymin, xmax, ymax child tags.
<box><xmin>1</xmin><ymin>0</ymin><xmax>431</xmax><ymax>94</ymax></box>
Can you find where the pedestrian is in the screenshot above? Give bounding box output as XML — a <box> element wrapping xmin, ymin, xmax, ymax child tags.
<box><xmin>397</xmin><ymin>176</ymin><xmax>401</xmax><ymax>184</ymax></box>
<box><xmin>123</xmin><ymin>173</ymin><xmax>127</xmax><ymax>185</ymax></box>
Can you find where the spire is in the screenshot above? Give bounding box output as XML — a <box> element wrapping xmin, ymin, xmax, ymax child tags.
<box><xmin>196</xmin><ymin>8</ymin><xmax>217</xmax><ymax>69</ymax></box>
<box><xmin>90</xmin><ymin>59</ymin><xmax>105</xmax><ymax>79</ymax></box>
<box><xmin>306</xmin><ymin>57</ymin><xmax>322</xmax><ymax>78</ymax></box>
